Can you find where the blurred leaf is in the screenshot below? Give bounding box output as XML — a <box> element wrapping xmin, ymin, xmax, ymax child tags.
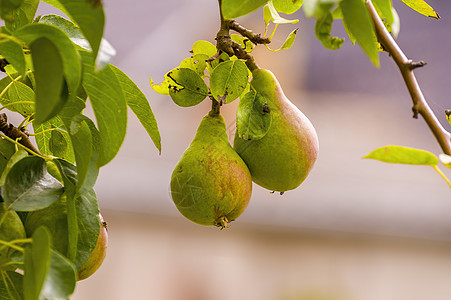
<box><xmin>43</xmin><ymin>0</ymin><xmax>105</xmax><ymax>60</ymax></box>
<box><xmin>2</xmin><ymin>156</ymin><xmax>64</xmax><ymax>211</ymax></box>
<box><xmin>400</xmin><ymin>0</ymin><xmax>439</xmax><ymax>19</ymax></box>
<box><xmin>237</xmin><ymin>90</ymin><xmax>272</xmax><ymax>140</ymax></box>
<box><xmin>373</xmin><ymin>0</ymin><xmax>394</xmax><ymax>25</ymax></box>
<box><xmin>210</xmin><ymin>60</ymin><xmax>249</xmax><ymax>104</ymax></box>
<box><xmin>79</xmin><ymin>51</ymin><xmax>127</xmax><ymax>167</ymax></box>
<box><xmin>23</xmin><ymin>226</ymin><xmax>51</xmax><ymax>300</ymax></box>
<box><xmin>0</xmin><ymin>35</ymin><xmax>26</xmax><ymax>75</ymax></box>
<box><xmin>266</xmin><ymin>1</ymin><xmax>299</xmax><ymax>24</ymax></box>
<box><xmin>268</xmin><ymin>28</ymin><xmax>298</xmax><ymax>51</ymax></box>
<box><xmin>363</xmin><ymin>145</ymin><xmax>439</xmax><ymax>166</ymax></box>
<box><xmin>0</xmin><ymin>271</ymin><xmax>23</xmax><ymax>299</ymax></box>
<box><xmin>315</xmin><ymin>11</ymin><xmax>344</xmax><ymax>50</ymax></box>
<box><xmin>0</xmin><ymin>139</ymin><xmax>15</xmax><ymax>175</ymax></box>
<box><xmin>391</xmin><ymin>7</ymin><xmax>400</xmax><ymax>38</ymax></box>
<box><xmin>0</xmin><ymin>0</ymin><xmax>24</xmax><ymax>22</ymax></box>
<box><xmin>439</xmin><ymin>154</ymin><xmax>451</xmax><ymax>169</ymax></box>
<box><xmin>14</xmin><ymin>23</ymin><xmax>82</xmax><ymax>96</ymax></box>
<box><xmin>110</xmin><ymin>65</ymin><xmax>161</xmax><ymax>154</ymax></box>
<box><xmin>49</xmin><ymin>128</ymin><xmax>68</xmax><ymax>158</ymax></box>
<box><xmin>166</xmin><ymin>67</ymin><xmax>208</xmax><ymax>107</ymax></box>
<box><xmin>191</xmin><ymin>40</ymin><xmax>217</xmax><ymax>58</ymax></box>
<box><xmin>40</xmin><ymin>250</ymin><xmax>76</xmax><ymax>299</ymax></box>
<box><xmin>38</xmin><ymin>14</ymin><xmax>115</xmax><ymax>70</ymax></box>
<box><xmin>29</xmin><ymin>37</ymin><xmax>66</xmax><ymax>124</ymax></box>
<box><xmin>273</xmin><ymin>0</ymin><xmax>303</xmax><ymax>14</ymax></box>
<box><xmin>264</xmin><ymin>4</ymin><xmax>272</xmax><ymax>31</ymax></box>
<box><xmin>221</xmin><ymin>0</ymin><xmax>268</xmax><ymax>19</ymax></box>
<box><xmin>340</xmin><ymin>0</ymin><xmax>379</xmax><ymax>67</ymax></box>
<box><xmin>303</xmin><ymin>0</ymin><xmax>340</xmax><ymax>18</ymax></box>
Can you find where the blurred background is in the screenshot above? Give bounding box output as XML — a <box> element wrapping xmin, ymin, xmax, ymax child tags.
<box><xmin>32</xmin><ymin>0</ymin><xmax>451</xmax><ymax>299</ymax></box>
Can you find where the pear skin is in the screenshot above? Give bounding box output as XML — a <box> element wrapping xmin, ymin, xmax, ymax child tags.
<box><xmin>170</xmin><ymin>112</ymin><xmax>252</xmax><ymax>227</ymax></box>
<box><xmin>234</xmin><ymin>69</ymin><xmax>319</xmax><ymax>192</ymax></box>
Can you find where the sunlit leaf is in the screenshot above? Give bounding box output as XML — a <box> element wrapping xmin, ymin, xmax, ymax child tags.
<box><xmin>210</xmin><ymin>60</ymin><xmax>249</xmax><ymax>104</ymax></box>
<box><xmin>400</xmin><ymin>0</ymin><xmax>439</xmax><ymax>19</ymax></box>
<box><xmin>221</xmin><ymin>0</ymin><xmax>268</xmax><ymax>19</ymax></box>
<box><xmin>340</xmin><ymin>0</ymin><xmax>379</xmax><ymax>67</ymax></box>
<box><xmin>315</xmin><ymin>12</ymin><xmax>344</xmax><ymax>50</ymax></box>
<box><xmin>267</xmin><ymin>28</ymin><xmax>298</xmax><ymax>51</ymax></box>
<box><xmin>231</xmin><ymin>34</ymin><xmax>255</xmax><ymax>53</ymax></box>
<box><xmin>79</xmin><ymin>51</ymin><xmax>127</xmax><ymax>167</ymax></box>
<box><xmin>180</xmin><ymin>54</ymin><xmax>209</xmax><ymax>77</ymax></box>
<box><xmin>6</xmin><ymin>80</ymin><xmax>35</xmax><ymax>116</ymax></box>
<box><xmin>439</xmin><ymin>154</ymin><xmax>451</xmax><ymax>170</ymax></box>
<box><xmin>111</xmin><ymin>65</ymin><xmax>161</xmax><ymax>154</ymax></box>
<box><xmin>166</xmin><ymin>67</ymin><xmax>208</xmax><ymax>107</ymax></box>
<box><xmin>236</xmin><ymin>90</ymin><xmax>272</xmax><ymax>140</ymax></box>
<box><xmin>266</xmin><ymin>1</ymin><xmax>299</xmax><ymax>24</ymax></box>
<box><xmin>363</xmin><ymin>145</ymin><xmax>439</xmax><ymax>166</ymax></box>
<box><xmin>273</xmin><ymin>0</ymin><xmax>303</xmax><ymax>14</ymax></box>
<box><xmin>191</xmin><ymin>40</ymin><xmax>217</xmax><ymax>58</ymax></box>
<box><xmin>0</xmin><ymin>35</ymin><xmax>26</xmax><ymax>75</ymax></box>
<box><xmin>303</xmin><ymin>0</ymin><xmax>340</xmax><ymax>18</ymax></box>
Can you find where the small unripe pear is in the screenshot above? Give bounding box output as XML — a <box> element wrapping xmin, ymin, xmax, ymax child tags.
<box><xmin>234</xmin><ymin>69</ymin><xmax>319</xmax><ymax>192</ymax></box>
<box><xmin>170</xmin><ymin>112</ymin><xmax>252</xmax><ymax>228</ymax></box>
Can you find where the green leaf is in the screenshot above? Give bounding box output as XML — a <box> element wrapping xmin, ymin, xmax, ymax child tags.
<box><xmin>340</xmin><ymin>0</ymin><xmax>379</xmax><ymax>67</ymax></box>
<box><xmin>363</xmin><ymin>145</ymin><xmax>439</xmax><ymax>166</ymax></box>
<box><xmin>373</xmin><ymin>0</ymin><xmax>394</xmax><ymax>25</ymax></box>
<box><xmin>29</xmin><ymin>37</ymin><xmax>66</xmax><ymax>124</ymax></box>
<box><xmin>166</xmin><ymin>67</ymin><xmax>208</xmax><ymax>107</ymax></box>
<box><xmin>231</xmin><ymin>34</ymin><xmax>255</xmax><ymax>53</ymax></box>
<box><xmin>315</xmin><ymin>12</ymin><xmax>344</xmax><ymax>50</ymax></box>
<box><xmin>14</xmin><ymin>23</ymin><xmax>82</xmax><ymax>96</ymax></box>
<box><xmin>0</xmin><ymin>149</ymin><xmax>28</xmax><ymax>186</ymax></box>
<box><xmin>439</xmin><ymin>154</ymin><xmax>451</xmax><ymax>170</ymax></box>
<box><xmin>210</xmin><ymin>60</ymin><xmax>249</xmax><ymax>104</ymax></box>
<box><xmin>273</xmin><ymin>0</ymin><xmax>303</xmax><ymax>14</ymax></box>
<box><xmin>0</xmin><ymin>271</ymin><xmax>23</xmax><ymax>300</ymax></box>
<box><xmin>6</xmin><ymin>80</ymin><xmax>35</xmax><ymax>116</ymax></box>
<box><xmin>179</xmin><ymin>54</ymin><xmax>209</xmax><ymax>77</ymax></box>
<box><xmin>0</xmin><ymin>34</ymin><xmax>26</xmax><ymax>75</ymax></box>
<box><xmin>40</xmin><ymin>250</ymin><xmax>76</xmax><ymax>299</ymax></box>
<box><xmin>2</xmin><ymin>156</ymin><xmax>64</xmax><ymax>211</ymax></box>
<box><xmin>303</xmin><ymin>0</ymin><xmax>340</xmax><ymax>18</ymax></box>
<box><xmin>54</xmin><ymin>159</ymin><xmax>100</xmax><ymax>269</ymax></box>
<box><xmin>110</xmin><ymin>65</ymin><xmax>161</xmax><ymax>154</ymax></box>
<box><xmin>267</xmin><ymin>28</ymin><xmax>299</xmax><ymax>52</ymax></box>
<box><xmin>0</xmin><ymin>0</ymin><xmax>24</xmax><ymax>22</ymax></box>
<box><xmin>191</xmin><ymin>40</ymin><xmax>217</xmax><ymax>57</ymax></box>
<box><xmin>266</xmin><ymin>1</ymin><xmax>299</xmax><ymax>24</ymax></box>
<box><xmin>221</xmin><ymin>0</ymin><xmax>268</xmax><ymax>19</ymax></box>
<box><xmin>38</xmin><ymin>14</ymin><xmax>115</xmax><ymax>70</ymax></box>
<box><xmin>44</xmin><ymin>0</ymin><xmax>105</xmax><ymax>60</ymax></box>
<box><xmin>33</xmin><ymin>116</ymin><xmax>76</xmax><ymax>163</ymax></box>
<box><xmin>79</xmin><ymin>51</ymin><xmax>127</xmax><ymax>167</ymax></box>
<box><xmin>149</xmin><ymin>74</ymin><xmax>170</xmax><ymax>96</ymax></box>
<box><xmin>24</xmin><ymin>226</ymin><xmax>51</xmax><ymax>300</ymax></box>
<box><xmin>400</xmin><ymin>0</ymin><xmax>439</xmax><ymax>19</ymax></box>
<box><xmin>0</xmin><ymin>139</ymin><xmax>15</xmax><ymax>175</ymax></box>
<box><xmin>236</xmin><ymin>90</ymin><xmax>272</xmax><ymax>140</ymax></box>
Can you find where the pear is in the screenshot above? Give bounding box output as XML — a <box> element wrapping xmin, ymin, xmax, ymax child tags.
<box><xmin>234</xmin><ymin>69</ymin><xmax>319</xmax><ymax>193</ymax></box>
<box><xmin>170</xmin><ymin>111</ymin><xmax>252</xmax><ymax>228</ymax></box>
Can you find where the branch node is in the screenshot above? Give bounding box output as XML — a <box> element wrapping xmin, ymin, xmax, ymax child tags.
<box><xmin>412</xmin><ymin>106</ymin><xmax>419</xmax><ymax>119</ymax></box>
<box><xmin>407</xmin><ymin>60</ymin><xmax>427</xmax><ymax>70</ymax></box>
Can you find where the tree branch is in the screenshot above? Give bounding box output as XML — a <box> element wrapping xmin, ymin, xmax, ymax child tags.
<box><xmin>366</xmin><ymin>0</ymin><xmax>451</xmax><ymax>155</ymax></box>
<box><xmin>0</xmin><ymin>113</ymin><xmax>42</xmax><ymax>155</ymax></box>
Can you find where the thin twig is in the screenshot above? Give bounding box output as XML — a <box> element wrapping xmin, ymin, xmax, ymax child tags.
<box><xmin>366</xmin><ymin>0</ymin><xmax>451</xmax><ymax>155</ymax></box>
<box><xmin>227</xmin><ymin>20</ymin><xmax>271</xmax><ymax>45</ymax></box>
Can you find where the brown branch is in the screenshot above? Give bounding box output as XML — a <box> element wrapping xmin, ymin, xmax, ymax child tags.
<box><xmin>227</xmin><ymin>20</ymin><xmax>271</xmax><ymax>45</ymax></box>
<box><xmin>0</xmin><ymin>113</ymin><xmax>41</xmax><ymax>155</ymax></box>
<box><xmin>366</xmin><ymin>0</ymin><xmax>451</xmax><ymax>155</ymax></box>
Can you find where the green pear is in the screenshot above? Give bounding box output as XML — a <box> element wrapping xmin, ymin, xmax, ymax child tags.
<box><xmin>170</xmin><ymin>111</ymin><xmax>252</xmax><ymax>228</ymax></box>
<box><xmin>234</xmin><ymin>69</ymin><xmax>319</xmax><ymax>192</ymax></box>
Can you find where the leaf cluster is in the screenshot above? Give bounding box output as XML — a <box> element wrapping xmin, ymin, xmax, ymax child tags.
<box><xmin>0</xmin><ymin>0</ymin><xmax>161</xmax><ymax>298</ymax></box>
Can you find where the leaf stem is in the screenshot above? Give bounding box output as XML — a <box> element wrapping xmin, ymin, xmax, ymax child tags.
<box><xmin>432</xmin><ymin>165</ymin><xmax>451</xmax><ymax>189</ymax></box>
<box><xmin>0</xmin><ymin>133</ymin><xmax>47</xmax><ymax>160</ymax></box>
<box><xmin>366</xmin><ymin>0</ymin><xmax>451</xmax><ymax>155</ymax></box>
<box><xmin>28</xmin><ymin>127</ymin><xmax>67</xmax><ymax>136</ymax></box>
<box><xmin>0</xmin><ymin>101</ymin><xmax>34</xmax><ymax>112</ymax></box>
<box><xmin>0</xmin><ymin>240</ymin><xmax>24</xmax><ymax>253</ymax></box>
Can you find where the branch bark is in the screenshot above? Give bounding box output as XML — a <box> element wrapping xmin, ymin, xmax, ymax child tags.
<box><xmin>366</xmin><ymin>0</ymin><xmax>451</xmax><ymax>155</ymax></box>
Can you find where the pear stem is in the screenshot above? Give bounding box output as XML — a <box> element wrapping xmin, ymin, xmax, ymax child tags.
<box><xmin>366</xmin><ymin>0</ymin><xmax>451</xmax><ymax>155</ymax></box>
